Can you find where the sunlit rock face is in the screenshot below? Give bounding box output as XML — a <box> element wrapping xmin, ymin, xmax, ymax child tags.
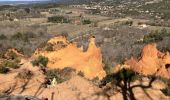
<box><xmin>34</xmin><ymin>36</ymin><xmax>106</xmax><ymax>79</ymax></box>
<box><xmin>125</xmin><ymin>44</ymin><xmax>170</xmax><ymax>79</ymax></box>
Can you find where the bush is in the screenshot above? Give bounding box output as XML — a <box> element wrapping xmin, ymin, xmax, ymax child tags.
<box><xmin>77</xmin><ymin>71</ymin><xmax>84</xmax><ymax>77</ymax></box>
<box><xmin>82</xmin><ymin>19</ymin><xmax>92</xmax><ymax>25</ymax></box>
<box><xmin>103</xmin><ymin>63</ymin><xmax>111</xmax><ymax>75</ymax></box>
<box><xmin>0</xmin><ymin>34</ymin><xmax>7</xmax><ymax>40</ymax></box>
<box><xmin>162</xmin><ymin>86</ymin><xmax>170</xmax><ymax>96</ymax></box>
<box><xmin>45</xmin><ymin>69</ymin><xmax>66</xmax><ymax>84</ymax></box>
<box><xmin>11</xmin><ymin>32</ymin><xmax>35</xmax><ymax>42</ymax></box>
<box><xmin>48</xmin><ymin>16</ymin><xmax>70</xmax><ymax>23</ymax></box>
<box><xmin>17</xmin><ymin>69</ymin><xmax>33</xmax><ymax>79</ymax></box>
<box><xmin>0</xmin><ymin>55</ymin><xmax>20</xmax><ymax>73</ymax></box>
<box><xmin>45</xmin><ymin>43</ymin><xmax>53</xmax><ymax>51</ymax></box>
<box><xmin>124</xmin><ymin>21</ymin><xmax>133</xmax><ymax>26</ymax></box>
<box><xmin>45</xmin><ymin>67</ymin><xmax>75</xmax><ymax>85</ymax></box>
<box><xmin>31</xmin><ymin>55</ymin><xmax>48</xmax><ymax>68</ymax></box>
<box><xmin>24</xmin><ymin>8</ymin><xmax>31</xmax><ymax>13</ymax></box>
<box><xmin>11</xmin><ymin>32</ymin><xmax>23</xmax><ymax>40</ymax></box>
<box><xmin>91</xmin><ymin>76</ymin><xmax>99</xmax><ymax>83</ymax></box>
<box><xmin>5</xmin><ymin>51</ymin><xmax>18</xmax><ymax>60</ymax></box>
<box><xmin>11</xmin><ymin>32</ymin><xmax>29</xmax><ymax>42</ymax></box>
<box><xmin>1</xmin><ymin>60</ymin><xmax>19</xmax><ymax>69</ymax></box>
<box><xmin>143</xmin><ymin>28</ymin><xmax>170</xmax><ymax>43</ymax></box>
<box><xmin>158</xmin><ymin>77</ymin><xmax>170</xmax><ymax>96</ymax></box>
<box><xmin>61</xmin><ymin>31</ymin><xmax>68</xmax><ymax>38</ymax></box>
<box><xmin>0</xmin><ymin>66</ymin><xmax>9</xmax><ymax>74</ymax></box>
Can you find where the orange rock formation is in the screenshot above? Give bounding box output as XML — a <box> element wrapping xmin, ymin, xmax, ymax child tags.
<box><xmin>124</xmin><ymin>44</ymin><xmax>170</xmax><ymax>79</ymax></box>
<box><xmin>34</xmin><ymin>36</ymin><xmax>106</xmax><ymax>79</ymax></box>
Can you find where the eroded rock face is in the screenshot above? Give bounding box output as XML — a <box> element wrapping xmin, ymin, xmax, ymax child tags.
<box><xmin>124</xmin><ymin>44</ymin><xmax>170</xmax><ymax>78</ymax></box>
<box><xmin>34</xmin><ymin>36</ymin><xmax>106</xmax><ymax>79</ymax></box>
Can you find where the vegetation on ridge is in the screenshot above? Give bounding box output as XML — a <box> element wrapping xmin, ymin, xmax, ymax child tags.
<box><xmin>143</xmin><ymin>28</ymin><xmax>170</xmax><ymax>43</ymax></box>
<box><xmin>31</xmin><ymin>55</ymin><xmax>49</xmax><ymax>68</ymax></box>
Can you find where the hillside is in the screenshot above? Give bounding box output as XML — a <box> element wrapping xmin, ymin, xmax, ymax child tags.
<box><xmin>0</xmin><ymin>1</ymin><xmax>170</xmax><ymax>99</ymax></box>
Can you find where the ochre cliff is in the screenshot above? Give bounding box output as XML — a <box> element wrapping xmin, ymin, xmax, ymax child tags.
<box><xmin>124</xmin><ymin>44</ymin><xmax>170</xmax><ymax>78</ymax></box>
<box><xmin>34</xmin><ymin>36</ymin><xmax>106</xmax><ymax>79</ymax></box>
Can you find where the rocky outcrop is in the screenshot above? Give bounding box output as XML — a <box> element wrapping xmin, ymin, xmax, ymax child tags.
<box><xmin>124</xmin><ymin>44</ymin><xmax>170</xmax><ymax>78</ymax></box>
<box><xmin>0</xmin><ymin>42</ymin><xmax>169</xmax><ymax>100</ymax></box>
<box><xmin>34</xmin><ymin>36</ymin><xmax>106</xmax><ymax>79</ymax></box>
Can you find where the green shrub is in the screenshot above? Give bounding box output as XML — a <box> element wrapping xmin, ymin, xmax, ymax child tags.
<box><xmin>31</xmin><ymin>55</ymin><xmax>48</xmax><ymax>68</ymax></box>
<box><xmin>6</xmin><ymin>51</ymin><xmax>17</xmax><ymax>60</ymax></box>
<box><xmin>24</xmin><ymin>8</ymin><xmax>31</xmax><ymax>13</ymax></box>
<box><xmin>162</xmin><ymin>86</ymin><xmax>170</xmax><ymax>96</ymax></box>
<box><xmin>45</xmin><ymin>69</ymin><xmax>66</xmax><ymax>84</ymax></box>
<box><xmin>124</xmin><ymin>21</ymin><xmax>133</xmax><ymax>26</ymax></box>
<box><xmin>103</xmin><ymin>63</ymin><xmax>111</xmax><ymax>75</ymax></box>
<box><xmin>44</xmin><ymin>67</ymin><xmax>75</xmax><ymax>85</ymax></box>
<box><xmin>77</xmin><ymin>71</ymin><xmax>84</xmax><ymax>77</ymax></box>
<box><xmin>11</xmin><ymin>32</ymin><xmax>22</xmax><ymax>39</ymax></box>
<box><xmin>158</xmin><ymin>77</ymin><xmax>170</xmax><ymax>96</ymax></box>
<box><xmin>31</xmin><ymin>60</ymin><xmax>39</xmax><ymax>66</ymax></box>
<box><xmin>0</xmin><ymin>66</ymin><xmax>9</xmax><ymax>74</ymax></box>
<box><xmin>0</xmin><ymin>34</ymin><xmax>7</xmax><ymax>40</ymax></box>
<box><xmin>11</xmin><ymin>32</ymin><xmax>35</xmax><ymax>42</ymax></box>
<box><xmin>11</xmin><ymin>32</ymin><xmax>29</xmax><ymax>42</ymax></box>
<box><xmin>48</xmin><ymin>16</ymin><xmax>70</xmax><ymax>23</ymax></box>
<box><xmin>82</xmin><ymin>19</ymin><xmax>92</xmax><ymax>25</ymax></box>
<box><xmin>61</xmin><ymin>31</ymin><xmax>68</xmax><ymax>38</ymax></box>
<box><xmin>143</xmin><ymin>28</ymin><xmax>170</xmax><ymax>43</ymax></box>
<box><xmin>91</xmin><ymin>76</ymin><xmax>99</xmax><ymax>83</ymax></box>
<box><xmin>161</xmin><ymin>86</ymin><xmax>170</xmax><ymax>96</ymax></box>
<box><xmin>45</xmin><ymin>43</ymin><xmax>53</xmax><ymax>51</ymax></box>
<box><xmin>17</xmin><ymin>69</ymin><xmax>33</xmax><ymax>79</ymax></box>
<box><xmin>2</xmin><ymin>60</ymin><xmax>19</xmax><ymax>69</ymax></box>
<box><xmin>0</xmin><ymin>56</ymin><xmax>20</xmax><ymax>73</ymax></box>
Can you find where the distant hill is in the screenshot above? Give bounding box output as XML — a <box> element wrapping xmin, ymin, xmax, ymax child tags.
<box><xmin>52</xmin><ymin>0</ymin><xmax>92</xmax><ymax>4</ymax></box>
<box><xmin>0</xmin><ymin>1</ymin><xmax>51</xmax><ymax>5</ymax></box>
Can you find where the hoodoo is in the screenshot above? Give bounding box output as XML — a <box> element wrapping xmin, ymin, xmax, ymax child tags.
<box><xmin>125</xmin><ymin>44</ymin><xmax>170</xmax><ymax>78</ymax></box>
<box><xmin>34</xmin><ymin>36</ymin><xmax>106</xmax><ymax>79</ymax></box>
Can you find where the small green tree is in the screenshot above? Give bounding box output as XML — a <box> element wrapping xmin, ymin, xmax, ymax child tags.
<box><xmin>1</xmin><ymin>60</ymin><xmax>19</xmax><ymax>69</ymax></box>
<box><xmin>31</xmin><ymin>55</ymin><xmax>48</xmax><ymax>68</ymax></box>
<box><xmin>45</xmin><ymin>69</ymin><xmax>66</xmax><ymax>84</ymax></box>
<box><xmin>0</xmin><ymin>34</ymin><xmax>7</xmax><ymax>40</ymax></box>
<box><xmin>0</xmin><ymin>66</ymin><xmax>9</xmax><ymax>74</ymax></box>
<box><xmin>143</xmin><ymin>28</ymin><xmax>170</xmax><ymax>43</ymax></box>
<box><xmin>11</xmin><ymin>32</ymin><xmax>29</xmax><ymax>42</ymax></box>
<box><xmin>82</xmin><ymin>19</ymin><xmax>92</xmax><ymax>25</ymax></box>
<box><xmin>48</xmin><ymin>16</ymin><xmax>70</xmax><ymax>23</ymax></box>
